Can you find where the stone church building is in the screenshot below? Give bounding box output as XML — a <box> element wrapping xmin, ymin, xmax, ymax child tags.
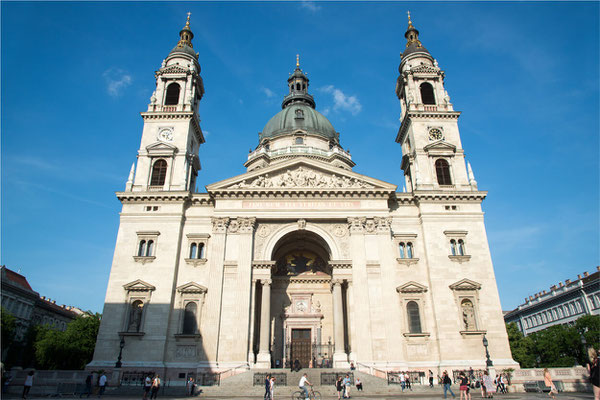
<box><xmin>90</xmin><ymin>15</ymin><xmax>517</xmax><ymax>378</ymax></box>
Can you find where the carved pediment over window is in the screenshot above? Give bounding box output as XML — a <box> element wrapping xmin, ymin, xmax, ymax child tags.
<box><xmin>176</xmin><ymin>282</ymin><xmax>208</xmax><ymax>294</ymax></box>
<box><xmin>397</xmin><ymin>281</ymin><xmax>428</xmax><ymax>294</ymax></box>
<box><xmin>156</xmin><ymin>64</ymin><xmax>191</xmax><ymax>76</ymax></box>
<box><xmin>123</xmin><ymin>279</ymin><xmax>156</xmax><ymax>292</ymax></box>
<box><xmin>423</xmin><ymin>141</ymin><xmax>456</xmax><ymax>156</ymax></box>
<box><xmin>146</xmin><ymin>142</ymin><xmax>178</xmax><ymax>156</ymax></box>
<box><xmin>449</xmin><ymin>278</ymin><xmax>482</xmax><ymax>291</ymax></box>
<box><xmin>410</xmin><ymin>64</ymin><xmax>440</xmax><ymax>75</ymax></box>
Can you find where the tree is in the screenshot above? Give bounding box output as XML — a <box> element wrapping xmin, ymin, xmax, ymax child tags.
<box><xmin>506</xmin><ymin>322</ymin><xmax>536</xmax><ymax>367</ymax></box>
<box><xmin>575</xmin><ymin>314</ymin><xmax>600</xmax><ymax>364</ymax></box>
<box><xmin>35</xmin><ymin>314</ymin><xmax>101</xmax><ymax>370</ymax></box>
<box><xmin>1</xmin><ymin>307</ymin><xmax>17</xmax><ymax>363</ymax></box>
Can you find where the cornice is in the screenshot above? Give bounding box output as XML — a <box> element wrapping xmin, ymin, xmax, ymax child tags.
<box><xmin>396</xmin><ymin>111</ymin><xmax>461</xmax><ymax>144</ymax></box>
<box><xmin>413</xmin><ymin>190</ymin><xmax>487</xmax><ymax>202</ymax></box>
<box><xmin>245</xmin><ymin>152</ymin><xmax>355</xmax><ymax>169</ymax></box>
<box><xmin>208</xmin><ymin>188</ymin><xmax>393</xmax><ymax>199</ymax></box>
<box><xmin>117</xmin><ymin>191</ymin><xmax>193</xmax><ymax>203</ymax></box>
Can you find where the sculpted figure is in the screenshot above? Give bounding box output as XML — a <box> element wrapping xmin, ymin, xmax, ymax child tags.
<box><xmin>461</xmin><ymin>300</ymin><xmax>476</xmax><ymax>331</ymax></box>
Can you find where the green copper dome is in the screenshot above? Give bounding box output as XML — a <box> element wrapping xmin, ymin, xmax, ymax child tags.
<box><xmin>261</xmin><ymin>103</ymin><xmax>337</xmax><ymax>141</ymax></box>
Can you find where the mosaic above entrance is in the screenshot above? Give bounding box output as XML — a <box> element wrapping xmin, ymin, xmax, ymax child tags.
<box><xmin>275</xmin><ymin>251</ymin><xmax>329</xmax><ymax>276</ymax></box>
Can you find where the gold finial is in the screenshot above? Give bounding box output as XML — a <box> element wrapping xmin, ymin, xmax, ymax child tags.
<box><xmin>407</xmin><ymin>11</ymin><xmax>413</xmax><ymax>28</ymax></box>
<box><xmin>296</xmin><ymin>54</ymin><xmax>300</xmax><ymax>68</ymax></box>
<box><xmin>186</xmin><ymin>12</ymin><xmax>191</xmax><ymax>27</ymax></box>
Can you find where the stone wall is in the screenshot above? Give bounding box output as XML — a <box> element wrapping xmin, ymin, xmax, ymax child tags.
<box><xmin>509</xmin><ymin>366</ymin><xmax>592</xmax><ymax>392</ymax></box>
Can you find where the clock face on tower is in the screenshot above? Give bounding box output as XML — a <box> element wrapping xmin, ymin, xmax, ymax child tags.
<box><xmin>157</xmin><ymin>128</ymin><xmax>174</xmax><ymax>142</ymax></box>
<box><xmin>428</xmin><ymin>128</ymin><xmax>443</xmax><ymax>141</ymax></box>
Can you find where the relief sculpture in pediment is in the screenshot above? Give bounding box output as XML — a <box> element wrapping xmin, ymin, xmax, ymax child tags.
<box><xmin>228</xmin><ymin>166</ymin><xmax>374</xmax><ymax>189</ymax></box>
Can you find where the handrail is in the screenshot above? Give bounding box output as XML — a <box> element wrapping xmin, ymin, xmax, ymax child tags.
<box><xmin>355</xmin><ymin>362</ymin><xmax>388</xmax><ymax>380</ymax></box>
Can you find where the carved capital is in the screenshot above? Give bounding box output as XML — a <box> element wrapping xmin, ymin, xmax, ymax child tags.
<box><xmin>261</xmin><ymin>279</ymin><xmax>272</xmax><ymax>286</ymax></box>
<box><xmin>330</xmin><ymin>279</ymin><xmax>343</xmax><ymax>289</ymax></box>
<box><xmin>211</xmin><ymin>217</ymin><xmax>230</xmax><ymax>233</ymax></box>
<box><xmin>375</xmin><ymin>217</ymin><xmax>392</xmax><ymax>233</ymax></box>
<box><xmin>348</xmin><ymin>217</ymin><xmax>366</xmax><ymax>233</ymax></box>
<box><xmin>239</xmin><ymin>217</ymin><xmax>257</xmax><ymax>233</ymax></box>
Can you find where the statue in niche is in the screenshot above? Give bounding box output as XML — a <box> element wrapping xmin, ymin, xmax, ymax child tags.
<box><xmin>461</xmin><ymin>299</ymin><xmax>476</xmax><ymax>331</ymax></box>
<box><xmin>128</xmin><ymin>301</ymin><xmax>143</xmax><ymax>332</ymax></box>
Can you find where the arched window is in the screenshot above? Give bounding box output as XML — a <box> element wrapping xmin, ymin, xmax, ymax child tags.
<box><xmin>407</xmin><ymin>242</ymin><xmax>414</xmax><ymax>258</ymax></box>
<box><xmin>182</xmin><ymin>302</ymin><xmax>198</xmax><ymax>334</ymax></box>
<box><xmin>399</xmin><ymin>242</ymin><xmax>406</xmax><ymax>259</ymax></box>
<box><xmin>406</xmin><ymin>301</ymin><xmax>422</xmax><ymax>333</ymax></box>
<box><xmin>146</xmin><ymin>240</ymin><xmax>154</xmax><ymax>256</ymax></box>
<box><xmin>552</xmin><ymin>309</ymin><xmax>557</xmax><ymax>319</ymax></box>
<box><xmin>128</xmin><ymin>300</ymin><xmax>144</xmax><ymax>332</ymax></box>
<box><xmin>541</xmin><ymin>314</ymin><xmax>547</xmax><ymax>323</ymax></box>
<box><xmin>165</xmin><ymin>83</ymin><xmax>180</xmax><ymax>105</ymax></box>
<box><xmin>457</xmin><ymin>239</ymin><xmax>465</xmax><ymax>256</ymax></box>
<box><xmin>138</xmin><ymin>240</ymin><xmax>147</xmax><ymax>256</ymax></box>
<box><xmin>420</xmin><ymin>82</ymin><xmax>436</xmax><ymax>105</ymax></box>
<box><xmin>150</xmin><ymin>159</ymin><xmax>168</xmax><ymax>186</ymax></box>
<box><xmin>435</xmin><ymin>159</ymin><xmax>452</xmax><ymax>185</ymax></box>
<box><xmin>190</xmin><ymin>243</ymin><xmax>197</xmax><ymax>259</ymax></box>
<box><xmin>450</xmin><ymin>239</ymin><xmax>457</xmax><ymax>256</ymax></box>
<box><xmin>198</xmin><ymin>243</ymin><xmax>205</xmax><ymax>259</ymax></box>
<box><xmin>558</xmin><ymin>307</ymin><xmax>564</xmax><ymax>318</ymax></box>
<box><xmin>575</xmin><ymin>301</ymin><xmax>583</xmax><ymax>313</ymax></box>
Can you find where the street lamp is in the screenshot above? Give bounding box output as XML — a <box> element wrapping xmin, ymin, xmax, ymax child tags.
<box><xmin>482</xmin><ymin>334</ymin><xmax>494</xmax><ymax>368</ymax></box>
<box><xmin>115</xmin><ymin>337</ymin><xmax>125</xmax><ymax>368</ymax></box>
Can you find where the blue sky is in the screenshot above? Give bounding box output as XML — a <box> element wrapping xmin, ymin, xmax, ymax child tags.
<box><xmin>2</xmin><ymin>2</ymin><xmax>598</xmax><ymax>313</ymax></box>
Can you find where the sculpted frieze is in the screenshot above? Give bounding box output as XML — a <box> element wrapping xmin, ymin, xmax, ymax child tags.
<box><xmin>228</xmin><ymin>166</ymin><xmax>374</xmax><ymax>189</ymax></box>
<box><xmin>211</xmin><ymin>217</ymin><xmax>229</xmax><ymax>233</ymax></box>
<box><xmin>347</xmin><ymin>217</ymin><xmax>392</xmax><ymax>234</ymax></box>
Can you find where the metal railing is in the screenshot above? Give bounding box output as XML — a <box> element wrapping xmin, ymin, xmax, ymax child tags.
<box><xmin>320</xmin><ymin>372</ymin><xmax>353</xmax><ymax>386</ymax></box>
<box><xmin>253</xmin><ymin>372</ymin><xmax>288</xmax><ymax>386</ymax></box>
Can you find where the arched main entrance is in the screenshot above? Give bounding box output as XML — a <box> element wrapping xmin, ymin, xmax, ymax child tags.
<box><xmin>271</xmin><ymin>230</ymin><xmax>334</xmax><ymax>369</ymax></box>
<box><xmin>252</xmin><ymin>228</ymin><xmax>351</xmax><ymax>369</ymax></box>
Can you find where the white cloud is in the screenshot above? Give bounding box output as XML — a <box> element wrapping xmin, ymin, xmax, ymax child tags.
<box><xmin>102</xmin><ymin>68</ymin><xmax>132</xmax><ymax>97</ymax></box>
<box><xmin>320</xmin><ymin>85</ymin><xmax>362</xmax><ymax>116</ymax></box>
<box><xmin>300</xmin><ymin>1</ymin><xmax>321</xmax><ymax>12</ymax></box>
<box><xmin>203</xmin><ymin>130</ymin><xmax>210</xmax><ymax>137</ymax></box>
<box><xmin>261</xmin><ymin>87</ymin><xmax>275</xmax><ymax>98</ymax></box>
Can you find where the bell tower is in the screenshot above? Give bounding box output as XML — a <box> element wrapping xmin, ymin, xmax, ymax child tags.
<box><xmin>395</xmin><ymin>12</ymin><xmax>477</xmax><ymax>192</ymax></box>
<box><xmin>127</xmin><ymin>13</ymin><xmax>205</xmax><ymax>192</ymax></box>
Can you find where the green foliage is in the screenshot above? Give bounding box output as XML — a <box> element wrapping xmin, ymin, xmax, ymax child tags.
<box><xmin>1</xmin><ymin>307</ymin><xmax>17</xmax><ymax>352</ymax></box>
<box><xmin>34</xmin><ymin>314</ymin><xmax>101</xmax><ymax>370</ymax></box>
<box><xmin>506</xmin><ymin>315</ymin><xmax>600</xmax><ymax>369</ymax></box>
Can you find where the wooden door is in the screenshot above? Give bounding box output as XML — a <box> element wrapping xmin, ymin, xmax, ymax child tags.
<box><xmin>290</xmin><ymin>329</ymin><xmax>312</xmax><ymax>368</ymax></box>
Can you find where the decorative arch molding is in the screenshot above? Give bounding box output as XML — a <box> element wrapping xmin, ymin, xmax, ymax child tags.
<box><xmin>262</xmin><ymin>222</ymin><xmax>341</xmax><ymax>261</ymax></box>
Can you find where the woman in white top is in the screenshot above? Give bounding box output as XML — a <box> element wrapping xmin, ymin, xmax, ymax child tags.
<box><xmin>270</xmin><ymin>376</ymin><xmax>276</xmax><ymax>399</ymax></box>
<box><xmin>22</xmin><ymin>371</ymin><xmax>34</xmax><ymax>399</ymax></box>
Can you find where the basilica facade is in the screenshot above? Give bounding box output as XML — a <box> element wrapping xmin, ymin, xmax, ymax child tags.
<box><xmin>90</xmin><ymin>15</ymin><xmax>517</xmax><ymax>378</ymax></box>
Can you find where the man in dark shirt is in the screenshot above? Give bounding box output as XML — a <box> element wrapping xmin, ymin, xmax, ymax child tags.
<box><xmin>264</xmin><ymin>374</ymin><xmax>271</xmax><ymax>400</ymax></box>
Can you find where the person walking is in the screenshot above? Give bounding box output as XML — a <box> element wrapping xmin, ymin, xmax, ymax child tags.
<box><xmin>587</xmin><ymin>348</ymin><xmax>599</xmax><ymax>400</ymax></box>
<box><xmin>399</xmin><ymin>372</ymin><xmax>406</xmax><ymax>392</ymax></box>
<box><xmin>150</xmin><ymin>375</ymin><xmax>161</xmax><ymax>399</ymax></box>
<box><xmin>343</xmin><ymin>373</ymin><xmax>351</xmax><ymax>398</ymax></box>
<box><xmin>80</xmin><ymin>373</ymin><xmax>93</xmax><ymax>398</ymax></box>
<box><xmin>97</xmin><ymin>373</ymin><xmax>107</xmax><ymax>398</ymax></box>
<box><xmin>264</xmin><ymin>374</ymin><xmax>271</xmax><ymax>400</ymax></box>
<box><xmin>335</xmin><ymin>376</ymin><xmax>344</xmax><ymax>400</ymax></box>
<box><xmin>355</xmin><ymin>377</ymin><xmax>363</xmax><ymax>391</ymax></box>
<box><xmin>405</xmin><ymin>372</ymin><xmax>412</xmax><ymax>391</ymax></box>
<box><xmin>143</xmin><ymin>375</ymin><xmax>152</xmax><ymax>400</ymax></box>
<box><xmin>269</xmin><ymin>376</ymin><xmax>275</xmax><ymax>400</ymax></box>
<box><xmin>429</xmin><ymin>370</ymin><xmax>434</xmax><ymax>388</ymax></box>
<box><xmin>442</xmin><ymin>371</ymin><xmax>456</xmax><ymax>399</ymax></box>
<box><xmin>458</xmin><ymin>372</ymin><xmax>470</xmax><ymax>400</ymax></box>
<box><xmin>482</xmin><ymin>371</ymin><xmax>495</xmax><ymax>398</ymax></box>
<box><xmin>22</xmin><ymin>371</ymin><xmax>34</xmax><ymax>399</ymax></box>
<box><xmin>543</xmin><ymin>368</ymin><xmax>557</xmax><ymax>400</ymax></box>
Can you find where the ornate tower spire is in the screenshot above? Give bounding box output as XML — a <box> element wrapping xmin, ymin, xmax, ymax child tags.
<box><xmin>175</xmin><ymin>12</ymin><xmax>194</xmax><ymax>50</ymax></box>
<box><xmin>404</xmin><ymin>11</ymin><xmax>427</xmax><ymax>53</ymax></box>
<box><xmin>282</xmin><ymin>55</ymin><xmax>315</xmax><ymax>109</ymax></box>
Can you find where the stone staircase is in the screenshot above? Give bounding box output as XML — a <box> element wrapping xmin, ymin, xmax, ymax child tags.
<box><xmin>196</xmin><ymin>368</ymin><xmax>435</xmax><ymax>397</ymax></box>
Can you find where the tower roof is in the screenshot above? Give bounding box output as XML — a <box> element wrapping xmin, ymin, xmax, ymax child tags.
<box><xmin>401</xmin><ymin>12</ymin><xmax>430</xmax><ymax>59</ymax></box>
<box><xmin>169</xmin><ymin>13</ymin><xmax>198</xmax><ymax>59</ymax></box>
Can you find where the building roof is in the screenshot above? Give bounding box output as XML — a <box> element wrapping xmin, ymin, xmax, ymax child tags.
<box><xmin>1</xmin><ymin>265</ymin><xmax>35</xmax><ymax>292</ymax></box>
<box><xmin>261</xmin><ymin>103</ymin><xmax>337</xmax><ymax>142</ymax></box>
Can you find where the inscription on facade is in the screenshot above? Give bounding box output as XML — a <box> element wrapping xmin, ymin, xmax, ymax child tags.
<box><xmin>176</xmin><ymin>345</ymin><xmax>197</xmax><ymax>359</ymax></box>
<box><xmin>242</xmin><ymin>200</ymin><xmax>361</xmax><ymax>209</ymax></box>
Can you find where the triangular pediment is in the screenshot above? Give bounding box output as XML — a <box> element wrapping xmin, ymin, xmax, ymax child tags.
<box><xmin>410</xmin><ymin>64</ymin><xmax>440</xmax><ymax>74</ymax></box>
<box><xmin>146</xmin><ymin>142</ymin><xmax>178</xmax><ymax>151</ymax></box>
<box><xmin>123</xmin><ymin>279</ymin><xmax>156</xmax><ymax>292</ymax></box>
<box><xmin>449</xmin><ymin>278</ymin><xmax>481</xmax><ymax>291</ymax></box>
<box><xmin>423</xmin><ymin>141</ymin><xmax>457</xmax><ymax>152</ymax></box>
<box><xmin>396</xmin><ymin>281</ymin><xmax>428</xmax><ymax>293</ymax></box>
<box><xmin>207</xmin><ymin>157</ymin><xmax>396</xmax><ymax>192</ymax></box>
<box><xmin>157</xmin><ymin>64</ymin><xmax>190</xmax><ymax>75</ymax></box>
<box><xmin>176</xmin><ymin>282</ymin><xmax>208</xmax><ymax>294</ymax></box>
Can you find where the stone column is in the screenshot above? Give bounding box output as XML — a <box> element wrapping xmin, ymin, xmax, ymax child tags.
<box><xmin>247</xmin><ymin>279</ymin><xmax>257</xmax><ymax>365</ymax></box>
<box><xmin>332</xmin><ymin>279</ymin><xmax>348</xmax><ymax>367</ymax></box>
<box><xmin>346</xmin><ymin>281</ymin><xmax>357</xmax><ymax>363</ymax></box>
<box><xmin>256</xmin><ymin>279</ymin><xmax>272</xmax><ymax>368</ymax></box>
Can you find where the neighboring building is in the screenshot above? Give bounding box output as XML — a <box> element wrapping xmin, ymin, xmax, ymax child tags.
<box><xmin>1</xmin><ymin>266</ymin><xmax>82</xmax><ymax>364</ymax></box>
<box><xmin>504</xmin><ymin>267</ymin><xmax>600</xmax><ymax>335</ymax></box>
<box><xmin>90</xmin><ymin>15</ymin><xmax>517</xmax><ymax>379</ymax></box>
